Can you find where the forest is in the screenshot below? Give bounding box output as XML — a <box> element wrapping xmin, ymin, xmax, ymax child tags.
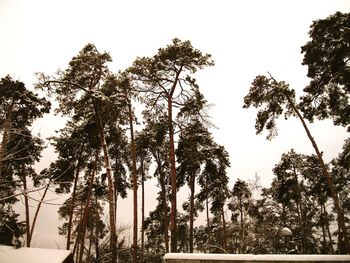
<box><xmin>0</xmin><ymin>11</ymin><xmax>350</xmax><ymax>263</ymax></box>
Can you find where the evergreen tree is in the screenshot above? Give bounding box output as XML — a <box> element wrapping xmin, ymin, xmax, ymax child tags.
<box><xmin>0</xmin><ymin>76</ymin><xmax>50</xmax><ymax>247</ymax></box>
<box><xmin>243</xmin><ymin>74</ymin><xmax>350</xmax><ymax>252</ymax></box>
<box><xmin>228</xmin><ymin>179</ymin><xmax>252</xmax><ymax>253</ymax></box>
<box><xmin>37</xmin><ymin>43</ymin><xmax>120</xmax><ymax>262</ymax></box>
<box><xmin>128</xmin><ymin>38</ymin><xmax>214</xmax><ymax>252</ymax></box>
<box><xmin>300</xmin><ymin>12</ymin><xmax>350</xmax><ymax>128</ymax></box>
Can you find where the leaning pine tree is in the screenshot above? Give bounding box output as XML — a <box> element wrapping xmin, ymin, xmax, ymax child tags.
<box><xmin>243</xmin><ymin>74</ymin><xmax>350</xmax><ymax>253</ymax></box>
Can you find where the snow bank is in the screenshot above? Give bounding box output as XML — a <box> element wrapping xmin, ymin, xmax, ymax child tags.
<box><xmin>0</xmin><ymin>245</ymin><xmax>72</xmax><ymax>263</ymax></box>
<box><xmin>164</xmin><ymin>253</ymin><xmax>350</xmax><ymax>261</ymax></box>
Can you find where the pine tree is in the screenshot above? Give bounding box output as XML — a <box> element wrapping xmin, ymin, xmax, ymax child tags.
<box><xmin>128</xmin><ymin>38</ymin><xmax>214</xmax><ymax>252</ymax></box>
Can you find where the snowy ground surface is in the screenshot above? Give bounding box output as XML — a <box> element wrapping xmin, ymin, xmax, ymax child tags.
<box><xmin>164</xmin><ymin>253</ymin><xmax>350</xmax><ymax>261</ymax></box>
<box><xmin>0</xmin><ymin>245</ymin><xmax>72</xmax><ymax>263</ymax></box>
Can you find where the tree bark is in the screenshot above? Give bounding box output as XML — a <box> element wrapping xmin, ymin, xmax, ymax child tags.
<box><xmin>140</xmin><ymin>156</ymin><xmax>145</xmax><ymax>263</ymax></box>
<box><xmin>168</xmin><ymin>97</ymin><xmax>177</xmax><ymax>252</ymax></box>
<box><xmin>157</xmin><ymin>155</ymin><xmax>169</xmax><ymax>253</ymax></box>
<box><xmin>78</xmin><ymin>152</ymin><xmax>98</xmax><ymax>263</ymax></box>
<box><xmin>320</xmin><ymin>203</ymin><xmax>328</xmax><ymax>253</ymax></box>
<box><xmin>292</xmin><ymin>166</ymin><xmax>305</xmax><ymax>253</ymax></box>
<box><xmin>126</xmin><ymin>93</ymin><xmax>138</xmax><ymax>263</ymax></box>
<box><xmin>286</xmin><ymin>96</ymin><xmax>350</xmax><ymax>253</ymax></box>
<box><xmin>221</xmin><ymin>204</ymin><xmax>227</xmax><ymax>251</ymax></box>
<box><xmin>67</xmin><ymin>146</ymin><xmax>84</xmax><ymax>250</ymax></box>
<box><xmin>322</xmin><ymin>202</ymin><xmax>335</xmax><ymax>254</ymax></box>
<box><xmin>21</xmin><ymin>171</ymin><xmax>31</xmax><ymax>247</ymax></box>
<box><xmin>92</xmin><ymin>99</ymin><xmax>117</xmax><ymax>262</ymax></box>
<box><xmin>95</xmin><ymin>195</ymin><xmax>100</xmax><ymax>262</ymax></box>
<box><xmin>189</xmin><ymin>171</ymin><xmax>195</xmax><ymax>253</ymax></box>
<box><xmin>205</xmin><ymin>178</ymin><xmax>210</xmax><ymax>252</ymax></box>
<box><xmin>29</xmin><ymin>180</ymin><xmax>50</xmax><ymax>245</ymax></box>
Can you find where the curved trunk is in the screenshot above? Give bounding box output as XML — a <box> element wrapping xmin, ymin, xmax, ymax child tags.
<box><xmin>286</xmin><ymin>96</ymin><xmax>350</xmax><ymax>253</ymax></box>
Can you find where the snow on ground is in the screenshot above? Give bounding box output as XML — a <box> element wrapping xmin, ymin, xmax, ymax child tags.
<box><xmin>164</xmin><ymin>253</ymin><xmax>350</xmax><ymax>261</ymax></box>
<box><xmin>0</xmin><ymin>245</ymin><xmax>71</xmax><ymax>263</ymax></box>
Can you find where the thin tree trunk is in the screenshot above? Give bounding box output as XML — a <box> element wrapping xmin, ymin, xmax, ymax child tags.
<box><xmin>286</xmin><ymin>97</ymin><xmax>350</xmax><ymax>253</ymax></box>
<box><xmin>239</xmin><ymin>198</ymin><xmax>243</xmax><ymax>253</ymax></box>
<box><xmin>320</xmin><ymin>203</ymin><xmax>327</xmax><ymax>253</ymax></box>
<box><xmin>168</xmin><ymin>97</ymin><xmax>177</xmax><ymax>253</ymax></box>
<box><xmin>92</xmin><ymin>99</ymin><xmax>117</xmax><ymax>262</ymax></box>
<box><xmin>29</xmin><ymin>180</ymin><xmax>50</xmax><ymax>245</ymax></box>
<box><xmin>95</xmin><ymin>196</ymin><xmax>100</xmax><ymax>262</ymax></box>
<box><xmin>114</xmin><ymin>192</ymin><xmax>118</xmax><ymax>261</ymax></box>
<box><xmin>205</xmin><ymin>178</ymin><xmax>210</xmax><ymax>252</ymax></box>
<box><xmin>158</xmin><ymin>157</ymin><xmax>169</xmax><ymax>253</ymax></box>
<box><xmin>323</xmin><ymin>203</ymin><xmax>335</xmax><ymax>254</ymax></box>
<box><xmin>73</xmin><ymin>204</ymin><xmax>84</xmax><ymax>259</ymax></box>
<box><xmin>189</xmin><ymin>171</ymin><xmax>195</xmax><ymax>253</ymax></box>
<box><xmin>140</xmin><ymin>156</ymin><xmax>145</xmax><ymax>263</ymax></box>
<box><xmin>221</xmin><ymin>204</ymin><xmax>227</xmax><ymax>251</ymax></box>
<box><xmin>73</xmin><ymin>204</ymin><xmax>84</xmax><ymax>261</ymax></box>
<box><xmin>126</xmin><ymin>93</ymin><xmax>138</xmax><ymax>263</ymax></box>
<box><xmin>22</xmin><ymin>171</ymin><xmax>31</xmax><ymax>247</ymax></box>
<box><xmin>67</xmin><ymin>145</ymin><xmax>84</xmax><ymax>250</ymax></box>
<box><xmin>78</xmin><ymin>152</ymin><xmax>98</xmax><ymax>263</ymax></box>
<box><xmin>292</xmin><ymin>167</ymin><xmax>304</xmax><ymax>253</ymax></box>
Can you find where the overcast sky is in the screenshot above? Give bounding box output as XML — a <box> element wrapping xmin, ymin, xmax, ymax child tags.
<box><xmin>1</xmin><ymin>0</ymin><xmax>349</xmax><ymax>249</ymax></box>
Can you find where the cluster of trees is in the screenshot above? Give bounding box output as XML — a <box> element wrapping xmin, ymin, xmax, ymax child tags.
<box><xmin>0</xmin><ymin>11</ymin><xmax>349</xmax><ymax>263</ymax></box>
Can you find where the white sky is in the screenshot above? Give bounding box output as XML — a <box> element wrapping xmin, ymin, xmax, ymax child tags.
<box><xmin>1</xmin><ymin>0</ymin><xmax>349</xmax><ymax>249</ymax></box>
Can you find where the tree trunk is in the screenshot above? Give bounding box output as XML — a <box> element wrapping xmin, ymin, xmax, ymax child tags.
<box><xmin>221</xmin><ymin>204</ymin><xmax>227</xmax><ymax>251</ymax></box>
<box><xmin>157</xmin><ymin>155</ymin><xmax>169</xmax><ymax>253</ymax></box>
<box><xmin>67</xmin><ymin>146</ymin><xmax>84</xmax><ymax>250</ymax></box>
<box><xmin>286</xmin><ymin>96</ymin><xmax>350</xmax><ymax>253</ymax></box>
<box><xmin>141</xmin><ymin>156</ymin><xmax>145</xmax><ymax>263</ymax></box>
<box><xmin>29</xmin><ymin>180</ymin><xmax>50</xmax><ymax>245</ymax></box>
<box><xmin>205</xmin><ymin>178</ymin><xmax>210</xmax><ymax>252</ymax></box>
<box><xmin>168</xmin><ymin>97</ymin><xmax>177</xmax><ymax>252</ymax></box>
<box><xmin>87</xmin><ymin>228</ymin><xmax>93</xmax><ymax>263</ymax></box>
<box><xmin>126</xmin><ymin>94</ymin><xmax>138</xmax><ymax>263</ymax></box>
<box><xmin>78</xmin><ymin>152</ymin><xmax>98</xmax><ymax>263</ymax></box>
<box><xmin>292</xmin><ymin>167</ymin><xmax>305</xmax><ymax>253</ymax></box>
<box><xmin>22</xmin><ymin>171</ymin><xmax>31</xmax><ymax>247</ymax></box>
<box><xmin>322</xmin><ymin>203</ymin><xmax>335</xmax><ymax>254</ymax></box>
<box><xmin>92</xmin><ymin>99</ymin><xmax>117</xmax><ymax>262</ymax></box>
<box><xmin>95</xmin><ymin>196</ymin><xmax>100</xmax><ymax>262</ymax></box>
<box><xmin>189</xmin><ymin>171</ymin><xmax>195</xmax><ymax>253</ymax></box>
<box><xmin>239</xmin><ymin>198</ymin><xmax>243</xmax><ymax>253</ymax></box>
